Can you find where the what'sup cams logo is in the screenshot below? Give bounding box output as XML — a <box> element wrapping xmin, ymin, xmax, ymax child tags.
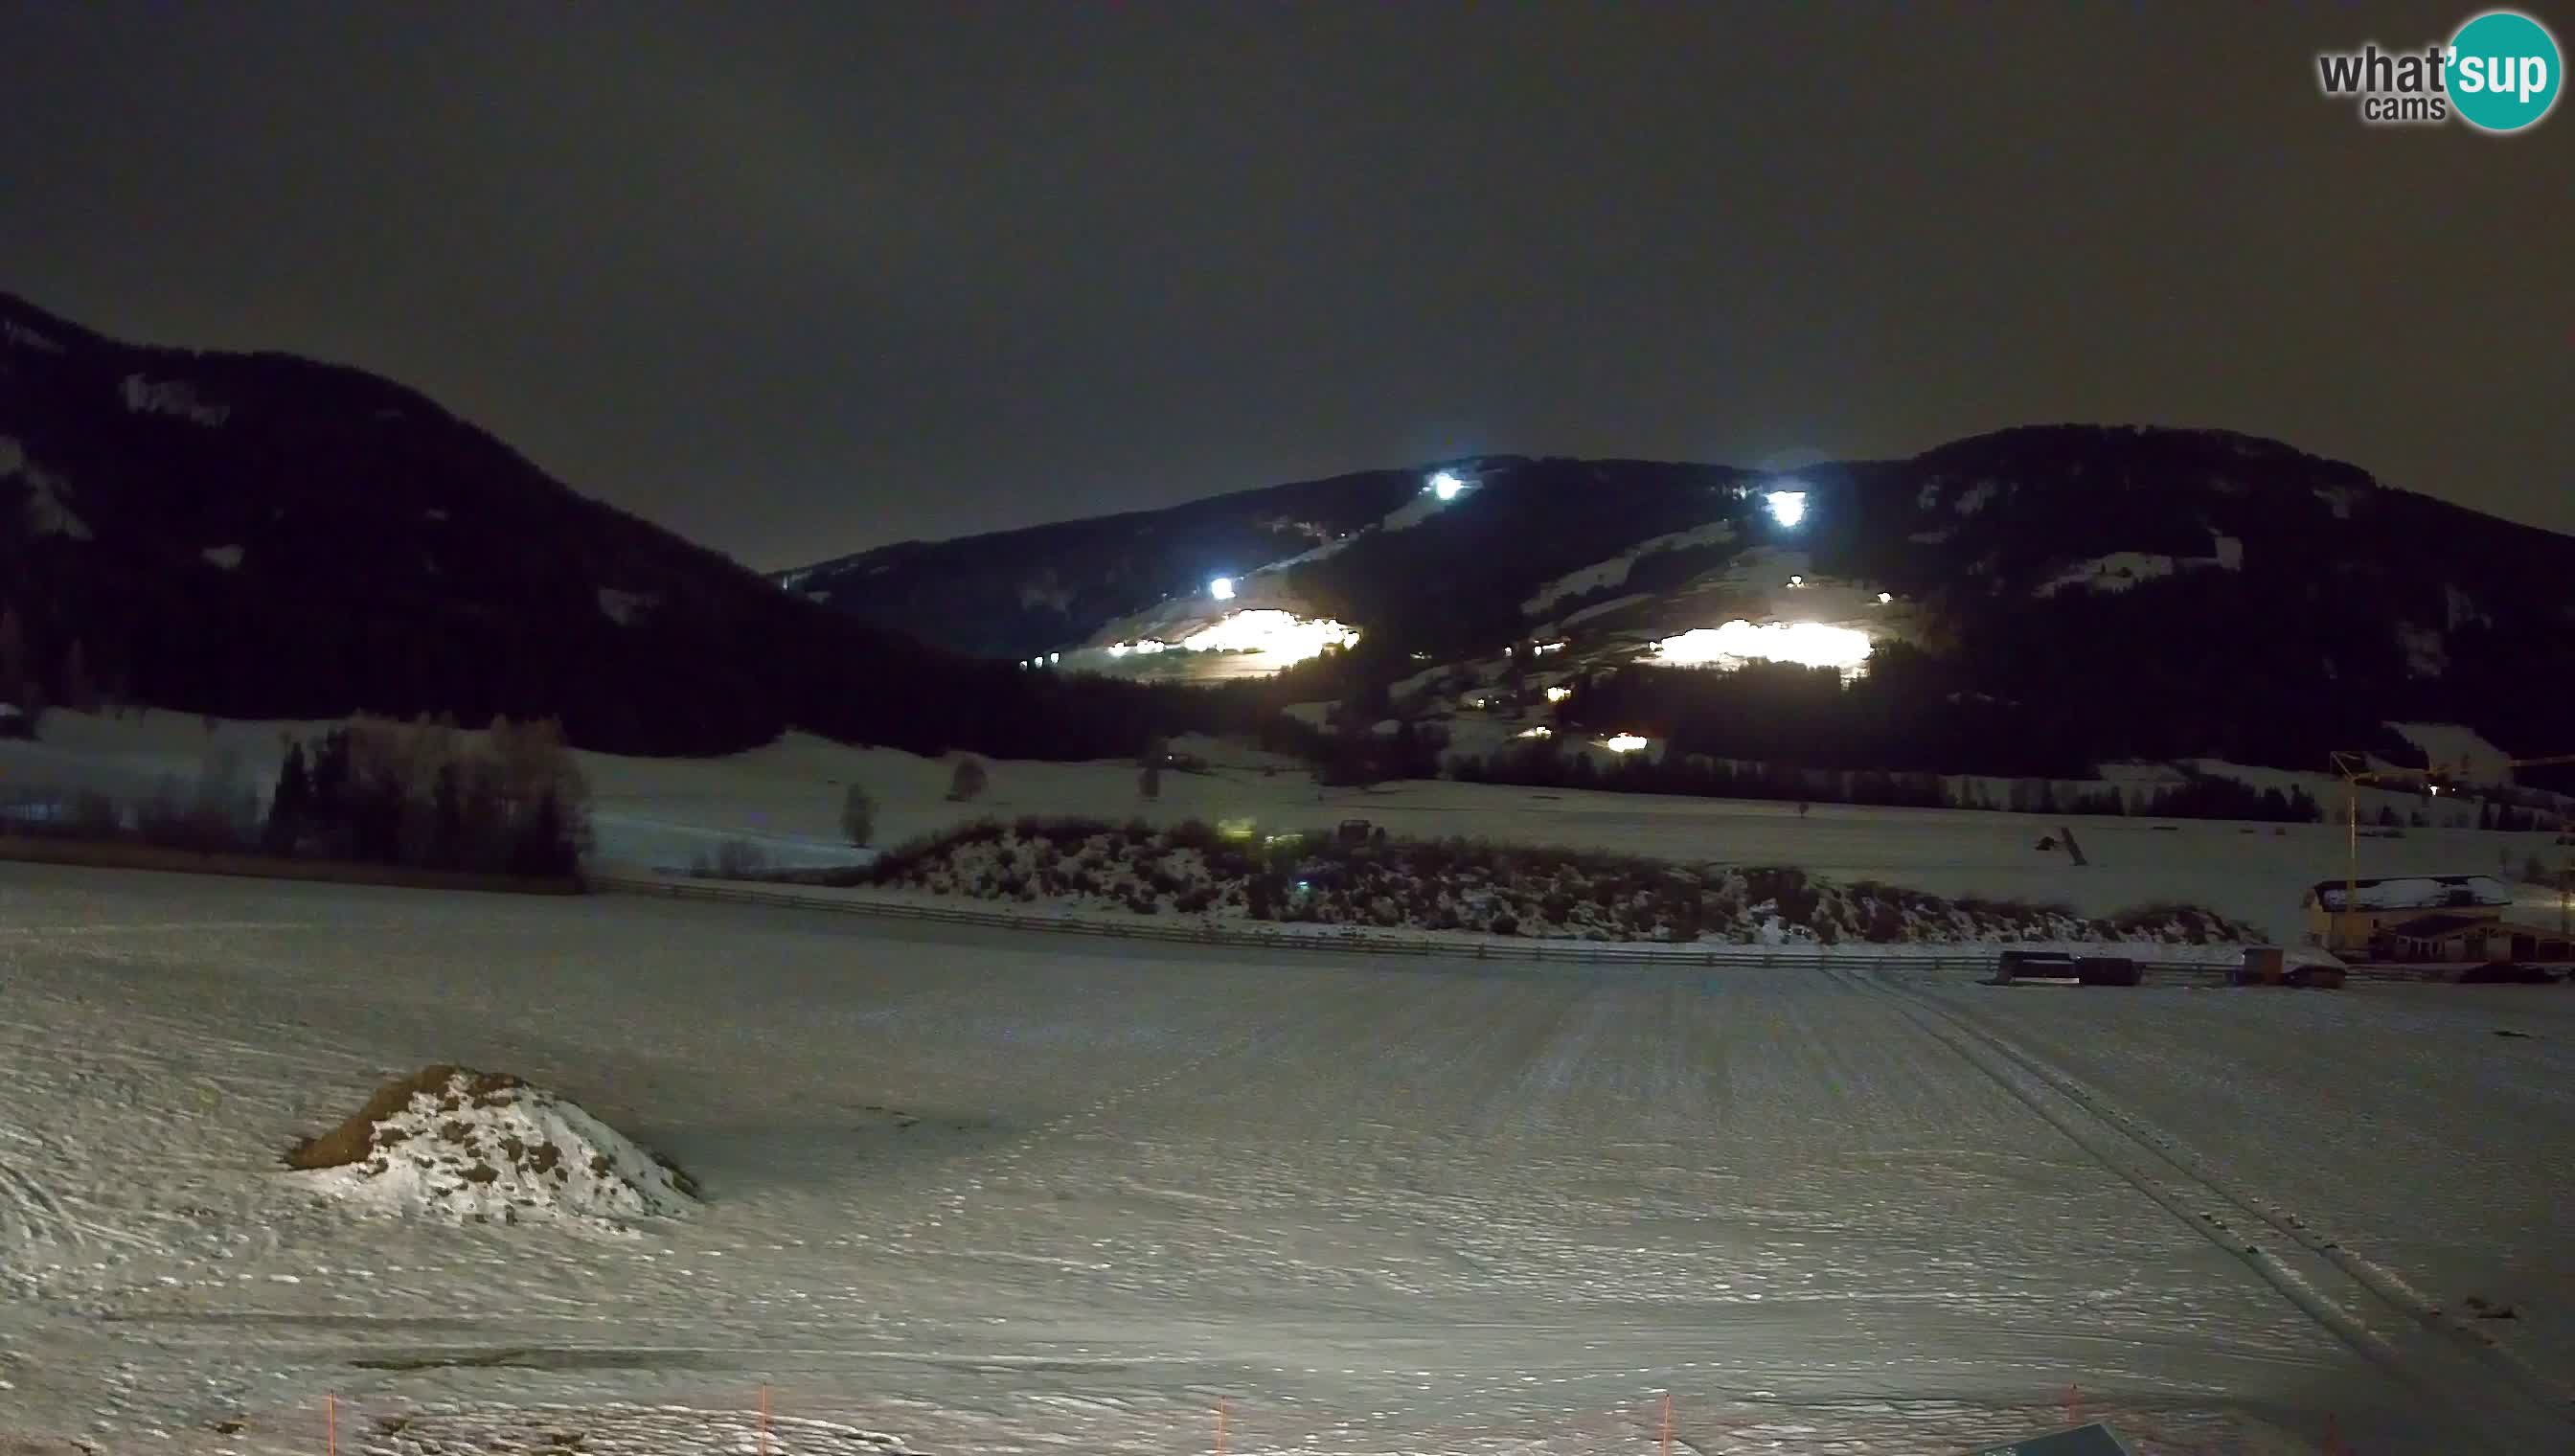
<box><xmin>2316</xmin><ymin>9</ymin><xmax>2562</xmax><ymax>130</ymax></box>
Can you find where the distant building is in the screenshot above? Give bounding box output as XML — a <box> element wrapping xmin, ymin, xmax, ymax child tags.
<box><xmin>2302</xmin><ymin>874</ymin><xmax>2510</xmax><ymax>954</ymax></box>
<box><xmin>2303</xmin><ymin>873</ymin><xmax>2574</xmax><ymax>962</ymax></box>
<box><xmin>2375</xmin><ymin>912</ymin><xmax>2515</xmax><ymax>964</ymax></box>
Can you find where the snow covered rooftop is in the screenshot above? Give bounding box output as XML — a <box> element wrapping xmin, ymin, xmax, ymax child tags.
<box><xmin>2306</xmin><ymin>874</ymin><xmax>2511</xmax><ymax>912</ymax></box>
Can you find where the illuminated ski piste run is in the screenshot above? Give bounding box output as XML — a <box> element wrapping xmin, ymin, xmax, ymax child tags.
<box><xmin>1643</xmin><ymin>619</ymin><xmax>1874</xmax><ymax>673</ymax></box>
<box><xmin>1103</xmin><ymin>607</ymin><xmax>1360</xmax><ymax>666</ymax></box>
<box><xmin>3</xmin><ymin>864</ymin><xmax>2571</xmax><ymax>1452</ymax></box>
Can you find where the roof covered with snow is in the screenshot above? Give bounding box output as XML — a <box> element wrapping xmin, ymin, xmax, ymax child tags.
<box><xmin>2307</xmin><ymin>875</ymin><xmax>2511</xmax><ymax>912</ymax></box>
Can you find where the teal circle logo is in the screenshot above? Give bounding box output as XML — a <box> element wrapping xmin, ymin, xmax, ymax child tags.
<box><xmin>2449</xmin><ymin>10</ymin><xmax>2562</xmax><ymax>131</ymax></box>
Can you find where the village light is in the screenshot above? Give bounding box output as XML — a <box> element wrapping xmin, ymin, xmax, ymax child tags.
<box><xmin>1879</xmin><ymin>591</ymin><xmax>1893</xmax><ymax>603</ymax></box>
<box><xmin>1766</xmin><ymin>489</ymin><xmax>1808</xmax><ymax>528</ymax></box>
<box><xmin>1428</xmin><ymin>470</ymin><xmax>1467</xmax><ymax>500</ymax></box>
<box><xmin>1208</xmin><ymin>576</ymin><xmax>1236</xmax><ymax>601</ymax></box>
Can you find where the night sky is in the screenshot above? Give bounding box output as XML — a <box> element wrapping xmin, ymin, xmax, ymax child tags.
<box><xmin>4</xmin><ymin>3</ymin><xmax>2567</xmax><ymax>570</ymax></box>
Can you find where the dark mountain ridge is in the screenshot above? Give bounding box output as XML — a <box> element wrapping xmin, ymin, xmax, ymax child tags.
<box><xmin>9</xmin><ymin>288</ymin><xmax>2564</xmax><ymax>785</ymax></box>
<box><xmin>0</xmin><ymin>290</ymin><xmax>1211</xmax><ymax>759</ymax></box>
<box><xmin>786</xmin><ymin>425</ymin><xmax>2575</xmax><ymax>782</ymax></box>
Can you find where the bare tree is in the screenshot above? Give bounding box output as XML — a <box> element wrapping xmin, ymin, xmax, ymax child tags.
<box><xmin>60</xmin><ymin>640</ymin><xmax>98</xmax><ymax>714</ymax></box>
<box><xmin>840</xmin><ymin>783</ymin><xmax>877</xmax><ymax>846</ymax></box>
<box><xmin>0</xmin><ymin>606</ymin><xmax>27</xmax><ymax>704</ymax></box>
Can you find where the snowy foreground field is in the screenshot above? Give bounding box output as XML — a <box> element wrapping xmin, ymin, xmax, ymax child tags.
<box><xmin>5</xmin><ymin>866</ymin><xmax>2572</xmax><ymax>1453</ymax></box>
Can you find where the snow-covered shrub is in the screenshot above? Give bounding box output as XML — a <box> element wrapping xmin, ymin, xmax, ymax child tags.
<box><xmin>860</xmin><ymin>819</ymin><xmax>2255</xmax><ymax>945</ymax></box>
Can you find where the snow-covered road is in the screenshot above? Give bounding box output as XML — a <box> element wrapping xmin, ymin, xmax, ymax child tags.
<box><xmin>1</xmin><ymin>865</ymin><xmax>2566</xmax><ymax>1453</ymax></box>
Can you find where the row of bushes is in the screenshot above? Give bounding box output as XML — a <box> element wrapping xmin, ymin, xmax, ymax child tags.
<box><xmin>854</xmin><ymin>816</ymin><xmax>2257</xmax><ymax>944</ymax></box>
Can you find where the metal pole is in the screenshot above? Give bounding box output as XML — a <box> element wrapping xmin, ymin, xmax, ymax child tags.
<box><xmin>2345</xmin><ymin>781</ymin><xmax>2359</xmax><ymax>955</ymax></box>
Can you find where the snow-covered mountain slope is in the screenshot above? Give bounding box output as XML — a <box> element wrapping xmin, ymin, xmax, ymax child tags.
<box><xmin>784</xmin><ymin>428</ymin><xmax>2575</xmax><ymax>781</ymax></box>
<box><xmin>0</xmin><ymin>290</ymin><xmax>1173</xmax><ymax>760</ymax></box>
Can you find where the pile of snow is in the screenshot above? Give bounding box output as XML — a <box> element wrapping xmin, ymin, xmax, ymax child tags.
<box><xmin>290</xmin><ymin>1066</ymin><xmax>695</xmax><ymax>1231</ymax></box>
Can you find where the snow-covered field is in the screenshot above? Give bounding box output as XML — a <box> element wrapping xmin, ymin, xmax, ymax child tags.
<box><xmin>4</xmin><ymin>864</ymin><xmax>2571</xmax><ymax>1453</ymax></box>
<box><xmin>5</xmin><ymin>711</ymin><xmax>2567</xmax><ymax>942</ymax></box>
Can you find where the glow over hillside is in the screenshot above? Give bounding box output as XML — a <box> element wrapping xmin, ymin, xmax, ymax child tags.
<box><xmin>1644</xmin><ymin>620</ymin><xmax>1875</xmax><ymax>675</ymax></box>
<box><xmin>1104</xmin><ymin>609</ymin><xmax>1360</xmax><ymax>666</ymax></box>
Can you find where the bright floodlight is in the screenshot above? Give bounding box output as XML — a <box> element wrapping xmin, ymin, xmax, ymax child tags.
<box><xmin>1602</xmin><ymin>733</ymin><xmax>1650</xmax><ymax>753</ymax></box>
<box><xmin>1209</xmin><ymin>576</ymin><xmax>1236</xmax><ymax>601</ymax></box>
<box><xmin>1878</xmin><ymin>591</ymin><xmax>1893</xmax><ymax>603</ymax></box>
<box><xmin>1766</xmin><ymin>489</ymin><xmax>1808</xmax><ymax>528</ymax></box>
<box><xmin>1429</xmin><ymin>470</ymin><xmax>1466</xmax><ymax>500</ymax></box>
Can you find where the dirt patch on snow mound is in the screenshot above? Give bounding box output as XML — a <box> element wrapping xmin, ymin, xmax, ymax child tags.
<box><xmin>289</xmin><ymin>1066</ymin><xmax>696</xmax><ymax>1229</ymax></box>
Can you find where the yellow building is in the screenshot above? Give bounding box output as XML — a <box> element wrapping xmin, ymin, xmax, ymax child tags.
<box><xmin>2301</xmin><ymin>874</ymin><xmax>2509</xmax><ymax>955</ymax></box>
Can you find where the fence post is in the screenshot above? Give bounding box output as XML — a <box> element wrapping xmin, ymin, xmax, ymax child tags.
<box><xmin>1215</xmin><ymin>1396</ymin><xmax>1229</xmax><ymax>1456</ymax></box>
<box><xmin>1658</xmin><ymin>1392</ymin><xmax>1674</xmax><ymax>1456</ymax></box>
<box><xmin>327</xmin><ymin>1394</ymin><xmax>336</xmax><ymax>1456</ymax></box>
